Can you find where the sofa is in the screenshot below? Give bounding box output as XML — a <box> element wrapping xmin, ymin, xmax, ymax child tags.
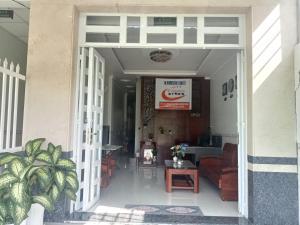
<box><xmin>199</xmin><ymin>143</ymin><xmax>238</xmax><ymax>201</ymax></box>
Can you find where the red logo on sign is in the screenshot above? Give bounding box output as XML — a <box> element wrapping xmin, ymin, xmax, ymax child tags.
<box><xmin>161</xmin><ymin>89</ymin><xmax>185</xmax><ymax>101</ymax></box>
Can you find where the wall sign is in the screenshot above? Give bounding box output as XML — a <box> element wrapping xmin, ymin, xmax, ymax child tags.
<box><xmin>155</xmin><ymin>78</ymin><xmax>192</xmax><ymax>110</ymax></box>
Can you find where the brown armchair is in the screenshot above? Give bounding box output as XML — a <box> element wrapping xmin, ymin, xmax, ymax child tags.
<box><xmin>199</xmin><ymin>143</ymin><xmax>238</xmax><ymax>201</ymax></box>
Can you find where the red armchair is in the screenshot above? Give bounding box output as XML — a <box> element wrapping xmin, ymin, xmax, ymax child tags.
<box><xmin>199</xmin><ymin>143</ymin><xmax>238</xmax><ymax>201</ymax></box>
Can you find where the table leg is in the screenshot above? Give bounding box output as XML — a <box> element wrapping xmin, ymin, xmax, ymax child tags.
<box><xmin>166</xmin><ymin>169</ymin><xmax>172</xmax><ymax>192</ymax></box>
<box><xmin>194</xmin><ymin>170</ymin><xmax>199</xmax><ymax>193</ymax></box>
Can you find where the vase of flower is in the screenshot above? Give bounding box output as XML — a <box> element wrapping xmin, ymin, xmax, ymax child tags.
<box><xmin>170</xmin><ymin>144</ymin><xmax>188</xmax><ymax>163</ymax></box>
<box><xmin>173</xmin><ymin>156</ymin><xmax>178</xmax><ymax>163</ymax></box>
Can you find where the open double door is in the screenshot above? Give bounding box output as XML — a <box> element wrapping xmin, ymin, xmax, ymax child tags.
<box><xmin>72</xmin><ymin>47</ymin><xmax>248</xmax><ymax>217</ymax></box>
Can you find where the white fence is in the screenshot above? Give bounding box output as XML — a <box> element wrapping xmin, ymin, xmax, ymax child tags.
<box><xmin>0</xmin><ymin>58</ymin><xmax>26</xmax><ymax>152</ymax></box>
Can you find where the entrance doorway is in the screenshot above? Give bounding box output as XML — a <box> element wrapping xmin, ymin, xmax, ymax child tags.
<box><xmin>72</xmin><ymin>13</ymin><xmax>248</xmax><ymax>218</ymax></box>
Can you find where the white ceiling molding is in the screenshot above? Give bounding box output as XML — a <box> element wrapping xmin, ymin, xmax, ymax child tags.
<box><xmin>123</xmin><ymin>69</ymin><xmax>197</xmax><ymax>76</ymax></box>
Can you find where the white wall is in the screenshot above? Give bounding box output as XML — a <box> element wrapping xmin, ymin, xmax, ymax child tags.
<box><xmin>97</xmin><ymin>48</ymin><xmax>123</xmax><ymax>129</ymax></box>
<box><xmin>0</xmin><ymin>27</ymin><xmax>27</xmax><ymax>146</ymax></box>
<box><xmin>110</xmin><ymin>79</ymin><xmax>126</xmax><ymax>145</ymax></box>
<box><xmin>0</xmin><ymin>27</ymin><xmax>27</xmax><ymax>74</ymax></box>
<box><xmin>210</xmin><ymin>54</ymin><xmax>238</xmax><ymax>145</ymax></box>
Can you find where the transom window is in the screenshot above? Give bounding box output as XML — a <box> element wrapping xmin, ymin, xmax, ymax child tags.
<box><xmin>79</xmin><ymin>14</ymin><xmax>245</xmax><ymax>48</ymax></box>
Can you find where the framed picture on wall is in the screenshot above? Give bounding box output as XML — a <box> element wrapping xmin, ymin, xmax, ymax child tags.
<box><xmin>235</xmin><ymin>75</ymin><xmax>237</xmax><ymax>89</ymax></box>
<box><xmin>222</xmin><ymin>82</ymin><xmax>228</xmax><ymax>96</ymax></box>
<box><xmin>228</xmin><ymin>78</ymin><xmax>234</xmax><ymax>93</ymax></box>
<box><xmin>143</xmin><ymin>149</ymin><xmax>154</xmax><ymax>164</ymax></box>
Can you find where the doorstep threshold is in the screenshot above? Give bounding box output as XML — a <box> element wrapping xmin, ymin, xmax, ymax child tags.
<box><xmin>46</xmin><ymin>215</ymin><xmax>251</xmax><ymax>225</ymax></box>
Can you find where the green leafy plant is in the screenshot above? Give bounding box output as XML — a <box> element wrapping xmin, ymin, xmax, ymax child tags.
<box><xmin>0</xmin><ymin>138</ymin><xmax>79</xmax><ymax>225</ymax></box>
<box><xmin>170</xmin><ymin>144</ymin><xmax>188</xmax><ymax>160</ymax></box>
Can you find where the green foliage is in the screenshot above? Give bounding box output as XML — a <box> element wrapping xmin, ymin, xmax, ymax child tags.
<box><xmin>54</xmin><ymin>170</ymin><xmax>65</xmax><ymax>191</ymax></box>
<box><xmin>0</xmin><ymin>138</ymin><xmax>79</xmax><ymax>225</ymax></box>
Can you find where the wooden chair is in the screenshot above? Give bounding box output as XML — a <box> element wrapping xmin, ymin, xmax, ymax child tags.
<box><xmin>100</xmin><ymin>153</ymin><xmax>117</xmax><ymax>188</ymax></box>
<box><xmin>136</xmin><ymin>141</ymin><xmax>157</xmax><ymax>169</ymax></box>
<box><xmin>101</xmin><ymin>163</ymin><xmax>110</xmax><ymax>188</ymax></box>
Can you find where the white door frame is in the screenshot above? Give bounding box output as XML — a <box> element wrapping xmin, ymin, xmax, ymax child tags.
<box><xmin>73</xmin><ymin>13</ymin><xmax>249</xmax><ymax>216</ymax></box>
<box><xmin>72</xmin><ymin>47</ymin><xmax>105</xmax><ymax>211</ymax></box>
<box><xmin>237</xmin><ymin>50</ymin><xmax>248</xmax><ymax>217</ymax></box>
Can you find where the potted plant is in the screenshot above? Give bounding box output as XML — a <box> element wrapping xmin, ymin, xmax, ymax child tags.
<box><xmin>170</xmin><ymin>143</ymin><xmax>188</xmax><ymax>164</ymax></box>
<box><xmin>152</xmin><ymin>147</ymin><xmax>158</xmax><ymax>162</ymax></box>
<box><xmin>0</xmin><ymin>138</ymin><xmax>79</xmax><ymax>225</ymax></box>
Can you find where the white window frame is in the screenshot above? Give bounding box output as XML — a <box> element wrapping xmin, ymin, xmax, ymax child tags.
<box><xmin>79</xmin><ymin>13</ymin><xmax>245</xmax><ymax>49</ymax></box>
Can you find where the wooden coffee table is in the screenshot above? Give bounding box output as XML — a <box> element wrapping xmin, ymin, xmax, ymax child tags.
<box><xmin>164</xmin><ymin>160</ymin><xmax>199</xmax><ymax>193</ymax></box>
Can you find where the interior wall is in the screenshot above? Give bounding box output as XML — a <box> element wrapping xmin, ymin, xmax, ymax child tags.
<box><xmin>210</xmin><ymin>54</ymin><xmax>238</xmax><ymax>146</ymax></box>
<box><xmin>102</xmin><ymin>72</ymin><xmax>111</xmax><ymax>127</ymax></box>
<box><xmin>0</xmin><ymin>26</ymin><xmax>27</xmax><ymax>146</ymax></box>
<box><xmin>141</xmin><ymin>77</ymin><xmax>210</xmax><ymax>164</ymax></box>
<box><xmin>0</xmin><ymin>27</ymin><xmax>27</xmax><ymax>74</ymax></box>
<box><xmin>135</xmin><ymin>78</ymin><xmax>142</xmax><ymax>153</ymax></box>
<box><xmin>111</xmin><ymin>80</ymin><xmax>126</xmax><ymax>145</ymax></box>
<box><xmin>97</xmin><ymin>48</ymin><xmax>124</xmax><ymax>131</ymax></box>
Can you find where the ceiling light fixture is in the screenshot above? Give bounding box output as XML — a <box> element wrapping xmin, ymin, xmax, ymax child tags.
<box><xmin>150</xmin><ymin>50</ymin><xmax>172</xmax><ymax>63</ymax></box>
<box><xmin>0</xmin><ymin>10</ymin><xmax>14</xmax><ymax>19</ymax></box>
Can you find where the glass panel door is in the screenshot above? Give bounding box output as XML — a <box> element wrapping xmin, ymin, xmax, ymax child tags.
<box><xmin>75</xmin><ymin>47</ymin><xmax>105</xmax><ymax>211</ymax></box>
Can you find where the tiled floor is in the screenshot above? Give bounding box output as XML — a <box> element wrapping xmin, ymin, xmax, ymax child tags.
<box><xmin>90</xmin><ymin>157</ymin><xmax>239</xmax><ymax>217</ymax></box>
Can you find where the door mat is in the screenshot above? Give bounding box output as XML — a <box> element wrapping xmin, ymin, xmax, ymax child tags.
<box><xmin>125</xmin><ymin>204</ymin><xmax>203</xmax><ymax>216</ymax></box>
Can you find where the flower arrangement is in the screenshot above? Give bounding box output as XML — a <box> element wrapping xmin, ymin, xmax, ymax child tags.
<box><xmin>170</xmin><ymin>143</ymin><xmax>188</xmax><ymax>160</ymax></box>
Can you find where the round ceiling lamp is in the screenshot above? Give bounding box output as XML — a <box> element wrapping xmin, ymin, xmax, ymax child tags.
<box><xmin>149</xmin><ymin>50</ymin><xmax>172</xmax><ymax>63</ymax></box>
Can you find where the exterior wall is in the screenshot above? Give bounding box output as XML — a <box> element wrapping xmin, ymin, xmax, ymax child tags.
<box><xmin>210</xmin><ymin>52</ymin><xmax>238</xmax><ymax>146</ymax></box>
<box><xmin>23</xmin><ymin>3</ymin><xmax>76</xmax><ymax>149</ymax></box>
<box><xmin>24</xmin><ymin>0</ymin><xmax>298</xmax><ymax>224</ymax></box>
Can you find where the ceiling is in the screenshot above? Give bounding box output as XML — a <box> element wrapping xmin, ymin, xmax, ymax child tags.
<box><xmin>113</xmin><ymin>48</ymin><xmax>211</xmax><ymax>73</ymax></box>
<box><xmin>0</xmin><ymin>0</ymin><xmax>30</xmax><ymax>43</ymax></box>
<box><xmin>97</xmin><ymin>48</ymin><xmax>238</xmax><ymax>90</ymax></box>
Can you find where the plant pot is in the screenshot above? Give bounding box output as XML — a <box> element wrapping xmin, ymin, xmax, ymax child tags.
<box><xmin>173</xmin><ymin>156</ymin><xmax>178</xmax><ymax>163</ymax></box>
<box><xmin>7</xmin><ymin>221</ymin><xmax>27</xmax><ymax>225</ymax></box>
<box><xmin>6</xmin><ymin>204</ymin><xmax>44</xmax><ymax>225</ymax></box>
<box><xmin>26</xmin><ymin>203</ymin><xmax>44</xmax><ymax>225</ymax></box>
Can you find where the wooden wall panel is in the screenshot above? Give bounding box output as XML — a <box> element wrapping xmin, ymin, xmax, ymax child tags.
<box><xmin>141</xmin><ymin>77</ymin><xmax>210</xmax><ymax>164</ymax></box>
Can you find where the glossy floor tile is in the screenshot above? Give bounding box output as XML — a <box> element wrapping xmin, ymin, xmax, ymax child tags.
<box><xmin>91</xmin><ymin>158</ymin><xmax>239</xmax><ymax>217</ymax></box>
